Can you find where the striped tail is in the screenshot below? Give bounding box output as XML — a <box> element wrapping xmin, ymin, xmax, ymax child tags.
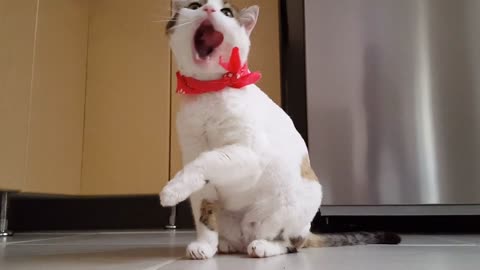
<box><xmin>304</xmin><ymin>232</ymin><xmax>401</xmax><ymax>248</ymax></box>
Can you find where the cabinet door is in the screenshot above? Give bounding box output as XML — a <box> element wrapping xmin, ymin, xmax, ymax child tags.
<box><xmin>0</xmin><ymin>0</ymin><xmax>37</xmax><ymax>191</ymax></box>
<box><xmin>246</xmin><ymin>0</ymin><xmax>281</xmax><ymax>104</ymax></box>
<box><xmin>168</xmin><ymin>0</ymin><xmax>282</xmax><ymax>179</ymax></box>
<box><xmin>81</xmin><ymin>0</ymin><xmax>171</xmax><ymax>195</ymax></box>
<box><xmin>22</xmin><ymin>0</ymin><xmax>89</xmax><ymax>195</ymax></box>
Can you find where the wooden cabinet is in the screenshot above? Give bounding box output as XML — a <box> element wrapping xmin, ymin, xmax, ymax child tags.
<box><xmin>0</xmin><ymin>0</ymin><xmax>88</xmax><ymax>194</ymax></box>
<box><xmin>0</xmin><ymin>0</ymin><xmax>37</xmax><ymax>191</ymax></box>
<box><xmin>0</xmin><ymin>0</ymin><xmax>281</xmax><ymax>196</ymax></box>
<box><xmin>247</xmin><ymin>0</ymin><xmax>282</xmax><ymax>104</ymax></box>
<box><xmin>23</xmin><ymin>0</ymin><xmax>89</xmax><ymax>195</ymax></box>
<box><xmin>81</xmin><ymin>0</ymin><xmax>171</xmax><ymax>195</ymax></box>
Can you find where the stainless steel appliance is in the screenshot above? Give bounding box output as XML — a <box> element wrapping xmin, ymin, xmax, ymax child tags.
<box><xmin>304</xmin><ymin>0</ymin><xmax>480</xmax><ymax>214</ymax></box>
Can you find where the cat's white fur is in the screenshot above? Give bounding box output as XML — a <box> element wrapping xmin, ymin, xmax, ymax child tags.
<box><xmin>160</xmin><ymin>0</ymin><xmax>322</xmax><ymax>259</ymax></box>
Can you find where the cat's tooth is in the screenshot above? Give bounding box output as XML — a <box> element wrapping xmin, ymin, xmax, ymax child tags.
<box><xmin>195</xmin><ymin>52</ymin><xmax>201</xmax><ymax>61</ymax></box>
<box><xmin>207</xmin><ymin>56</ymin><xmax>211</xmax><ymax>61</ymax></box>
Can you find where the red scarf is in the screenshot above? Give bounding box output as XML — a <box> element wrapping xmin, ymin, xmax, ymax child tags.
<box><xmin>176</xmin><ymin>47</ymin><xmax>262</xmax><ymax>95</ymax></box>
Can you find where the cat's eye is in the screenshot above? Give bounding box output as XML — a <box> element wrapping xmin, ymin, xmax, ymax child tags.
<box><xmin>221</xmin><ymin>8</ymin><xmax>234</xmax><ymax>18</ymax></box>
<box><xmin>188</xmin><ymin>2</ymin><xmax>202</xmax><ymax>10</ymax></box>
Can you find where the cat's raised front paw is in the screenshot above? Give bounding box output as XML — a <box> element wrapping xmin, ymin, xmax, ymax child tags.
<box><xmin>160</xmin><ymin>169</ymin><xmax>206</xmax><ymax>207</ymax></box>
<box><xmin>159</xmin><ymin>186</ymin><xmax>180</xmax><ymax>207</ymax></box>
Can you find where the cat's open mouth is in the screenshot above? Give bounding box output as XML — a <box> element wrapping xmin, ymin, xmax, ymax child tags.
<box><xmin>194</xmin><ymin>20</ymin><xmax>224</xmax><ymax>61</ymax></box>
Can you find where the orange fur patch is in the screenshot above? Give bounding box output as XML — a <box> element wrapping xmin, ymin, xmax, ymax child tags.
<box><xmin>301</xmin><ymin>155</ymin><xmax>318</xmax><ymax>181</ymax></box>
<box><xmin>200</xmin><ymin>199</ymin><xmax>218</xmax><ymax>231</ymax></box>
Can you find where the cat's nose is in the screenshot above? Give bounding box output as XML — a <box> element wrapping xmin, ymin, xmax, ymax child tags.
<box><xmin>203</xmin><ymin>6</ymin><xmax>216</xmax><ymax>13</ymax></box>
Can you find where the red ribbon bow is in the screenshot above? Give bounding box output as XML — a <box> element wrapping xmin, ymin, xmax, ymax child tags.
<box><xmin>176</xmin><ymin>47</ymin><xmax>262</xmax><ymax>95</ymax></box>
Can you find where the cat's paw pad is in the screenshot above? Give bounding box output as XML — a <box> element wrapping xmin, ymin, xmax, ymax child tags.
<box><xmin>159</xmin><ymin>186</ymin><xmax>181</xmax><ymax>207</ymax></box>
<box><xmin>186</xmin><ymin>241</ymin><xmax>216</xmax><ymax>260</ymax></box>
<box><xmin>247</xmin><ymin>240</ymin><xmax>273</xmax><ymax>258</ymax></box>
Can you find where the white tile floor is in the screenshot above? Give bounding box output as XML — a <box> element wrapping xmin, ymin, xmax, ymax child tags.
<box><xmin>1</xmin><ymin>231</ymin><xmax>480</xmax><ymax>270</ymax></box>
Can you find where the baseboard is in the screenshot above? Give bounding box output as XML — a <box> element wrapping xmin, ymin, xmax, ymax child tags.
<box><xmin>9</xmin><ymin>195</ymin><xmax>480</xmax><ymax>233</ymax></box>
<box><xmin>10</xmin><ymin>195</ymin><xmax>194</xmax><ymax>231</ymax></box>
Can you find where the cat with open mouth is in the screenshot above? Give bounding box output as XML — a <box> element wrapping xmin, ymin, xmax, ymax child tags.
<box><xmin>160</xmin><ymin>0</ymin><xmax>401</xmax><ymax>260</ymax></box>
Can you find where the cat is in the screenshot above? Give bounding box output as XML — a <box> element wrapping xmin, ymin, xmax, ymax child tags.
<box><xmin>160</xmin><ymin>0</ymin><xmax>401</xmax><ymax>259</ymax></box>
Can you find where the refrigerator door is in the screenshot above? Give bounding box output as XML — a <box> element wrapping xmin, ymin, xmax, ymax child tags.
<box><xmin>305</xmin><ymin>0</ymin><xmax>480</xmax><ymax>205</ymax></box>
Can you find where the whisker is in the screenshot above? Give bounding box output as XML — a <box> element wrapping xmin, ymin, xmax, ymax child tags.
<box><xmin>169</xmin><ymin>21</ymin><xmax>195</xmax><ymax>30</ymax></box>
<box><xmin>152</xmin><ymin>20</ymin><xmax>174</xmax><ymax>23</ymax></box>
<box><xmin>168</xmin><ymin>17</ymin><xmax>204</xmax><ymax>30</ymax></box>
<box><xmin>152</xmin><ymin>16</ymin><xmax>176</xmax><ymax>19</ymax></box>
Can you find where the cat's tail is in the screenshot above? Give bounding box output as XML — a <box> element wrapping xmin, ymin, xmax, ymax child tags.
<box><xmin>303</xmin><ymin>232</ymin><xmax>401</xmax><ymax>248</ymax></box>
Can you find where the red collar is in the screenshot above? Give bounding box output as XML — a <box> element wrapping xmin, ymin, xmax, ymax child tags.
<box><xmin>176</xmin><ymin>47</ymin><xmax>262</xmax><ymax>95</ymax></box>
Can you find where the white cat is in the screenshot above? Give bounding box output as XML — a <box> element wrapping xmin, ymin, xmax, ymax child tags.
<box><xmin>160</xmin><ymin>0</ymin><xmax>400</xmax><ymax>259</ymax></box>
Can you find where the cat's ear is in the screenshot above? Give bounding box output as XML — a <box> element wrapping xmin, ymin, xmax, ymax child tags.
<box><xmin>239</xmin><ymin>5</ymin><xmax>259</xmax><ymax>35</ymax></box>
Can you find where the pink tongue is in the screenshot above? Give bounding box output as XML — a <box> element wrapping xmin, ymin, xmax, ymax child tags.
<box><xmin>202</xmin><ymin>30</ymin><xmax>223</xmax><ymax>48</ymax></box>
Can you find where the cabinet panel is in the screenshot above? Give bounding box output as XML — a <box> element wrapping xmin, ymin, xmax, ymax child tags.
<box><xmin>0</xmin><ymin>0</ymin><xmax>38</xmax><ymax>191</ymax></box>
<box><xmin>247</xmin><ymin>0</ymin><xmax>281</xmax><ymax>104</ymax></box>
<box><xmin>168</xmin><ymin>0</ymin><xmax>282</xmax><ymax>179</ymax></box>
<box><xmin>81</xmin><ymin>0</ymin><xmax>171</xmax><ymax>195</ymax></box>
<box><xmin>23</xmin><ymin>0</ymin><xmax>89</xmax><ymax>194</ymax></box>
